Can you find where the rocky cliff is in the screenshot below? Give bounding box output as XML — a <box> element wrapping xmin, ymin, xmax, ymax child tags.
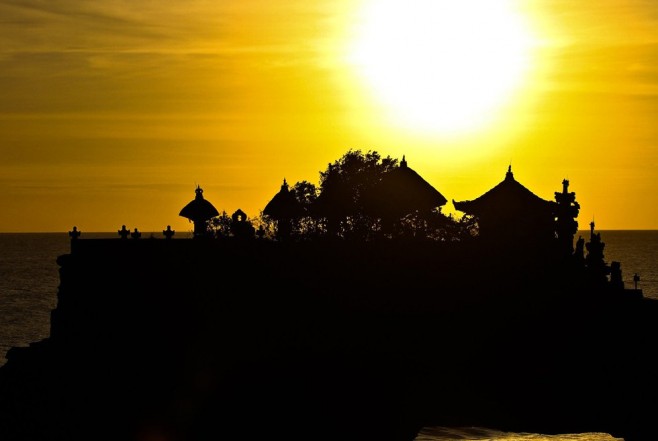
<box><xmin>0</xmin><ymin>238</ymin><xmax>655</xmax><ymax>441</ymax></box>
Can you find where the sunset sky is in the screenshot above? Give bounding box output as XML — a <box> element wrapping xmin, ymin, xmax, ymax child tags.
<box><xmin>1</xmin><ymin>0</ymin><xmax>657</xmax><ymax>233</ymax></box>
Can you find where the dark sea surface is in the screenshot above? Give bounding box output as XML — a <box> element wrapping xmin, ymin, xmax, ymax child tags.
<box><xmin>0</xmin><ymin>230</ymin><xmax>654</xmax><ymax>441</ymax></box>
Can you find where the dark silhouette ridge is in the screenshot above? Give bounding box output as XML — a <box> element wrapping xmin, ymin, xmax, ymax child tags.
<box><xmin>0</xmin><ymin>149</ymin><xmax>654</xmax><ymax>441</ymax></box>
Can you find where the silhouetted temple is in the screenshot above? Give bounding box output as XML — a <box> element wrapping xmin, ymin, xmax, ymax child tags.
<box><xmin>230</xmin><ymin>208</ymin><xmax>256</xmax><ymax>240</ymax></box>
<box><xmin>554</xmin><ymin>178</ymin><xmax>581</xmax><ymax>257</ymax></box>
<box><xmin>179</xmin><ymin>185</ymin><xmax>219</xmax><ymax>237</ymax></box>
<box><xmin>0</xmin><ymin>156</ymin><xmax>656</xmax><ymax>441</ymax></box>
<box><xmin>452</xmin><ymin>166</ymin><xmax>555</xmax><ymax>245</ymax></box>
<box><xmin>367</xmin><ymin>156</ymin><xmax>447</xmax><ymax>225</ymax></box>
<box><xmin>263</xmin><ymin>178</ymin><xmax>304</xmax><ymax>239</ymax></box>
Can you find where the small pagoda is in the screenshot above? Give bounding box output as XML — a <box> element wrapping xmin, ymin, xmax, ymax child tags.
<box><xmin>179</xmin><ymin>185</ymin><xmax>220</xmax><ymax>238</ymax></box>
<box><xmin>263</xmin><ymin>179</ymin><xmax>304</xmax><ymax>240</ymax></box>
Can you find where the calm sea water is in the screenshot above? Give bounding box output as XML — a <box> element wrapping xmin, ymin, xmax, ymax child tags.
<box><xmin>0</xmin><ymin>230</ymin><xmax>654</xmax><ymax>441</ymax></box>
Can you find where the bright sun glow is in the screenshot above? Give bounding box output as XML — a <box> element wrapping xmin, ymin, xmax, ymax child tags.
<box><xmin>349</xmin><ymin>0</ymin><xmax>535</xmax><ymax>136</ymax></box>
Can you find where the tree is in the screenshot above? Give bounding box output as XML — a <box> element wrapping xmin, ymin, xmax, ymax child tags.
<box><xmin>291</xmin><ymin>180</ymin><xmax>319</xmax><ymax>208</ymax></box>
<box><xmin>208</xmin><ymin>211</ymin><xmax>232</xmax><ymax>239</ymax></box>
<box><xmin>266</xmin><ymin>148</ymin><xmax>471</xmax><ymax>242</ymax></box>
<box><xmin>313</xmin><ymin>149</ymin><xmax>397</xmax><ymax>239</ymax></box>
<box><xmin>290</xmin><ymin>180</ymin><xmax>322</xmax><ymax>238</ymax></box>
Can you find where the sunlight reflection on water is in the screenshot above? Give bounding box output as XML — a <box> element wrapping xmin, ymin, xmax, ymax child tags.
<box><xmin>415</xmin><ymin>426</ymin><xmax>623</xmax><ymax>441</ymax></box>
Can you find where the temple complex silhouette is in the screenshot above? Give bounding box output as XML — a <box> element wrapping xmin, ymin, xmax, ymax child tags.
<box><xmin>0</xmin><ymin>151</ymin><xmax>655</xmax><ymax>441</ymax></box>
<box><xmin>168</xmin><ymin>155</ymin><xmax>625</xmax><ymax>293</ymax></box>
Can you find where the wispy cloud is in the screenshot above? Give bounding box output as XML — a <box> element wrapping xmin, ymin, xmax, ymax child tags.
<box><xmin>0</xmin><ymin>0</ymin><xmax>228</xmax><ymax>53</ymax></box>
<box><xmin>544</xmin><ymin>43</ymin><xmax>658</xmax><ymax>96</ymax></box>
<box><xmin>0</xmin><ymin>0</ymin><xmax>346</xmax><ymax>117</ymax></box>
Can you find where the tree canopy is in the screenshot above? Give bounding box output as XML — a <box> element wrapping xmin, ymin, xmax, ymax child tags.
<box><xmin>277</xmin><ymin>149</ymin><xmax>473</xmax><ymax>241</ymax></box>
<box><xmin>210</xmin><ymin>149</ymin><xmax>478</xmax><ymax>242</ymax></box>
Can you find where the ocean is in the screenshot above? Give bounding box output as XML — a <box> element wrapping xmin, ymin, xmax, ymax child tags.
<box><xmin>0</xmin><ymin>230</ymin><xmax>654</xmax><ymax>441</ymax></box>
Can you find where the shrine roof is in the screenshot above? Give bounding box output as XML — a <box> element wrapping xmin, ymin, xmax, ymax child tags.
<box><xmin>367</xmin><ymin>156</ymin><xmax>447</xmax><ymax>218</ymax></box>
<box><xmin>452</xmin><ymin>167</ymin><xmax>554</xmax><ymax>216</ymax></box>
<box><xmin>263</xmin><ymin>179</ymin><xmax>304</xmax><ymax>220</ymax></box>
<box><xmin>179</xmin><ymin>186</ymin><xmax>219</xmax><ymax>222</ymax></box>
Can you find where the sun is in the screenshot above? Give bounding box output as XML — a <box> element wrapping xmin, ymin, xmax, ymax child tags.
<box><xmin>348</xmin><ymin>0</ymin><xmax>535</xmax><ymax>137</ymax></box>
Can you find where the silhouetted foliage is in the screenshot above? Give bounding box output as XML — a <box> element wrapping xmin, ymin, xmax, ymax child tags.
<box><xmin>290</xmin><ymin>180</ymin><xmax>323</xmax><ymax>238</ymax></box>
<box><xmin>259</xmin><ymin>149</ymin><xmax>478</xmax><ymax>242</ymax></box>
<box><xmin>313</xmin><ymin>149</ymin><xmax>397</xmax><ymax>239</ymax></box>
<box><xmin>285</xmin><ymin>149</ymin><xmax>479</xmax><ymax>241</ymax></box>
<box><xmin>254</xmin><ymin>210</ymin><xmax>277</xmax><ymax>240</ymax></box>
<box><xmin>455</xmin><ymin>213</ymin><xmax>479</xmax><ymax>239</ymax></box>
<box><xmin>209</xmin><ymin>210</ymin><xmax>260</xmax><ymax>240</ymax></box>
<box><xmin>208</xmin><ymin>211</ymin><xmax>232</xmax><ymax>238</ymax></box>
<box><xmin>291</xmin><ymin>180</ymin><xmax>319</xmax><ymax>208</ymax></box>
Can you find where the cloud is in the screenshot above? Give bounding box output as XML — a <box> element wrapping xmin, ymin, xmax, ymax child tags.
<box><xmin>0</xmin><ymin>0</ymin><xmax>341</xmax><ymax>56</ymax></box>
<box><xmin>539</xmin><ymin>42</ymin><xmax>658</xmax><ymax>97</ymax></box>
<box><xmin>0</xmin><ymin>0</ymin><xmax>348</xmax><ymax>119</ymax></box>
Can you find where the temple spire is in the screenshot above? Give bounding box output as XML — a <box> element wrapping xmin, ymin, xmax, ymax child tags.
<box><xmin>505</xmin><ymin>164</ymin><xmax>514</xmax><ymax>181</ymax></box>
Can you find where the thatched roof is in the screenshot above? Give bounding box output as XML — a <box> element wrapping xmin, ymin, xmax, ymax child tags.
<box><xmin>179</xmin><ymin>186</ymin><xmax>219</xmax><ymax>222</ymax></box>
<box><xmin>452</xmin><ymin>167</ymin><xmax>554</xmax><ymax>217</ymax></box>
<box><xmin>367</xmin><ymin>156</ymin><xmax>447</xmax><ymax>219</ymax></box>
<box><xmin>263</xmin><ymin>179</ymin><xmax>304</xmax><ymax>220</ymax></box>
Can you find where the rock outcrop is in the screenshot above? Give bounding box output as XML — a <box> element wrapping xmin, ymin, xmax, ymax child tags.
<box><xmin>0</xmin><ymin>238</ymin><xmax>655</xmax><ymax>441</ymax></box>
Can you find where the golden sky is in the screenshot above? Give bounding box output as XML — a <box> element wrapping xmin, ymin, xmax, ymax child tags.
<box><xmin>1</xmin><ymin>0</ymin><xmax>657</xmax><ymax>232</ymax></box>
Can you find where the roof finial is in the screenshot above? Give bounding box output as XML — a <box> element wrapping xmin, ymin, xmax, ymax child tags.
<box><xmin>401</xmin><ymin>155</ymin><xmax>407</xmax><ymax>168</ymax></box>
<box><xmin>505</xmin><ymin>164</ymin><xmax>514</xmax><ymax>180</ymax></box>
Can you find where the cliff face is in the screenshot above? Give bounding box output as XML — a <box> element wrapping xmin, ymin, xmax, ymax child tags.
<box><xmin>0</xmin><ymin>238</ymin><xmax>656</xmax><ymax>441</ymax></box>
